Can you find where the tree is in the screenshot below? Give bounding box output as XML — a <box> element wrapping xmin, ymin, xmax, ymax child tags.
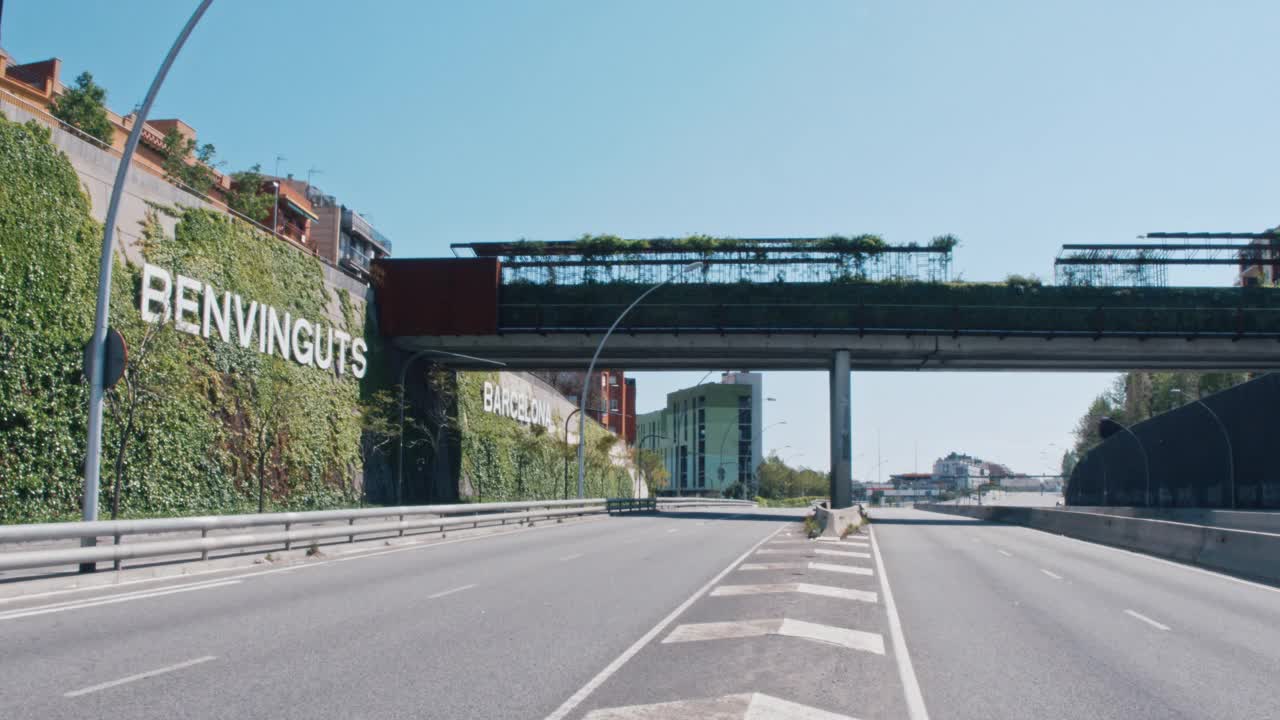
<box><xmin>226</xmin><ymin>164</ymin><xmax>274</xmax><ymax>222</ymax></box>
<box><xmin>636</xmin><ymin>448</ymin><xmax>669</xmax><ymax>495</ymax></box>
<box><xmin>50</xmin><ymin>71</ymin><xmax>114</xmax><ymax>144</ymax></box>
<box><xmin>161</xmin><ymin>128</ymin><xmax>219</xmax><ymax>195</ymax></box>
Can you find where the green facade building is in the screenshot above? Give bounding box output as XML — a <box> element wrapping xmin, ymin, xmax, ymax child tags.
<box><xmin>636</xmin><ymin>372</ymin><xmax>763</xmax><ymax>497</ymax></box>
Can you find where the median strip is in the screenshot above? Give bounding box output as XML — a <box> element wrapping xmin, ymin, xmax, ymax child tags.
<box><xmin>711</xmin><ymin>583</ymin><xmax>878</xmax><ymax>603</ymax></box>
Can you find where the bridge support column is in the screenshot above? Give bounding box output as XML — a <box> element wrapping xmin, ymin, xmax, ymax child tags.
<box><xmin>830</xmin><ymin>350</ymin><xmax>853</xmax><ymax>509</ymax></box>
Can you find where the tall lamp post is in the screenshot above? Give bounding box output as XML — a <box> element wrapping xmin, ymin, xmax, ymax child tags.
<box><xmin>80</xmin><ymin>0</ymin><xmax>214</xmax><ymax>573</ymax></box>
<box><xmin>1171</xmin><ymin>388</ymin><xmax>1234</xmax><ymax>508</ymax></box>
<box><xmin>397</xmin><ymin>348</ymin><xmax>505</xmax><ymax>506</ymax></box>
<box><xmin>576</xmin><ymin>261</ymin><xmax>702</xmax><ymax>498</ymax></box>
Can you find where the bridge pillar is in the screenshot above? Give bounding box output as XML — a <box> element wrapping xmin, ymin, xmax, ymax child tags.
<box><xmin>830</xmin><ymin>350</ymin><xmax>853</xmax><ymax>509</ymax></box>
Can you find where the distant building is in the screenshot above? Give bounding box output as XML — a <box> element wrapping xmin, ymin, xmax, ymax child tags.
<box><xmin>636</xmin><ymin>372</ymin><xmax>763</xmax><ymax>496</ymax></box>
<box><xmin>532</xmin><ymin>370</ymin><xmax>635</xmax><ymax>445</ymax></box>
<box><xmin>932</xmin><ymin>452</ymin><xmax>989</xmax><ymax>489</ymax></box>
<box><xmin>291</xmin><ymin>181</ymin><xmax>393</xmax><ymax>280</ymax></box>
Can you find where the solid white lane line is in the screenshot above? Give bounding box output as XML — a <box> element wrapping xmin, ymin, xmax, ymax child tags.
<box><xmin>869</xmin><ymin>526</ymin><xmax>930</xmax><ymax>720</ymax></box>
<box><xmin>559</xmin><ymin>553</ymin><xmax>584</xmax><ymax>562</ymax></box>
<box><xmin>543</xmin><ymin>525</ymin><xmax>784</xmax><ymax>720</ymax></box>
<box><xmin>1040</xmin><ymin>569</ymin><xmax>1063</xmax><ymax>581</ymax></box>
<box><xmin>663</xmin><ymin>618</ymin><xmax>885</xmax><ymax>654</ymax></box>
<box><xmin>997</xmin><ymin>549</ymin><xmax>1013</xmax><ymax>558</ymax></box>
<box><xmin>1124</xmin><ymin>609</ymin><xmax>1171</xmax><ymax>631</ymax></box>
<box><xmin>427</xmin><ymin>584</ymin><xmax>477</xmax><ymax>600</ymax></box>
<box><xmin>712</xmin><ymin>583</ymin><xmax>878</xmax><ymax>603</ymax></box>
<box><xmin>0</xmin><ymin>577</ymin><xmax>239</xmax><ymax>616</ymax></box>
<box><xmin>0</xmin><ymin>580</ymin><xmax>241</xmax><ymax>622</ymax></box>
<box><xmin>583</xmin><ymin>692</ymin><xmax>858</xmax><ymax>720</ymax></box>
<box><xmin>64</xmin><ymin>656</ymin><xmax>216</xmax><ymax>698</ymax></box>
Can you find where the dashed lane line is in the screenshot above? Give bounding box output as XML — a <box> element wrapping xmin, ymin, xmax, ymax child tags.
<box><xmin>663</xmin><ymin>618</ymin><xmax>885</xmax><ymax>655</ymax></box>
<box><xmin>64</xmin><ymin>656</ymin><xmax>217</xmax><ymax>698</ymax></box>
<box><xmin>427</xmin><ymin>584</ymin><xmax>477</xmax><ymax>600</ymax></box>
<box><xmin>1040</xmin><ymin>569</ymin><xmax>1063</xmax><ymax>581</ymax></box>
<box><xmin>997</xmin><ymin>549</ymin><xmax>1013</xmax><ymax>557</ymax></box>
<box><xmin>1124</xmin><ymin>609</ymin><xmax>1171</xmax><ymax>632</ymax></box>
<box><xmin>559</xmin><ymin>553</ymin><xmax>584</xmax><ymax>562</ymax></box>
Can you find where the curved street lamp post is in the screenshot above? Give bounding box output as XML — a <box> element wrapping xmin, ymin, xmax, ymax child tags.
<box><xmin>80</xmin><ymin>0</ymin><xmax>214</xmax><ymax>573</ymax></box>
<box><xmin>576</xmin><ymin>261</ymin><xmax>702</xmax><ymax>498</ymax></box>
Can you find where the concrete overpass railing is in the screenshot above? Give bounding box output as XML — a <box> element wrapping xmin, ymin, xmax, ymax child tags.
<box><xmin>918</xmin><ymin>504</ymin><xmax>1280</xmax><ymax>585</ymax></box>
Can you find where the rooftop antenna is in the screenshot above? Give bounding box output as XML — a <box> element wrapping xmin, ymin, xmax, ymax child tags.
<box><xmin>274</xmin><ymin>154</ymin><xmax>286</xmax><ymax>178</ymax></box>
<box><xmin>306</xmin><ymin>166</ymin><xmax>322</xmax><ymax>191</ymax></box>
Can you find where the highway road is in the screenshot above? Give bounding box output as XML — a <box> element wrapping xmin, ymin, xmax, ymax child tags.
<box><xmin>0</xmin><ymin>505</ymin><xmax>1276</xmax><ymax>719</ymax></box>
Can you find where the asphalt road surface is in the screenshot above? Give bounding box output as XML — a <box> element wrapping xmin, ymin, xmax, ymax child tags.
<box><xmin>1</xmin><ymin>505</ymin><xmax>1276</xmax><ymax>719</ymax></box>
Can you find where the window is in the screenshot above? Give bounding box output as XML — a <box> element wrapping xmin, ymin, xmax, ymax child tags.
<box><xmin>609</xmin><ymin>375</ymin><xmax>618</xmax><ymax>386</ymax></box>
<box><xmin>610</xmin><ymin>398</ymin><xmax>619</xmax><ymax>411</ymax></box>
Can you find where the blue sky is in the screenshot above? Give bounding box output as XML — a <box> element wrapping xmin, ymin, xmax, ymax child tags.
<box><xmin>6</xmin><ymin>1</ymin><xmax>1277</xmax><ymax>478</ymax></box>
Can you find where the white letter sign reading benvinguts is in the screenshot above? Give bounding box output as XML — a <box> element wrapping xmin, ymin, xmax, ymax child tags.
<box><xmin>139</xmin><ymin>262</ymin><xmax>367</xmax><ymax>378</ymax></box>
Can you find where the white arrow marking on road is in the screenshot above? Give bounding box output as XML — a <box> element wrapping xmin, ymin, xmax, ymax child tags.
<box><xmin>712</xmin><ymin>583</ymin><xmax>878</xmax><ymax>603</ymax></box>
<box><xmin>663</xmin><ymin>618</ymin><xmax>884</xmax><ymax>654</ymax></box>
<box><xmin>583</xmin><ymin>692</ymin><xmax>860</xmax><ymax>719</ymax></box>
<box><xmin>1124</xmin><ymin>609</ymin><xmax>1171</xmax><ymax>631</ymax></box>
<box><xmin>65</xmin><ymin>656</ymin><xmax>217</xmax><ymax>698</ymax></box>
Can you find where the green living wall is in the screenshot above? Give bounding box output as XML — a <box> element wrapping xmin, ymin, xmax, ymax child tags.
<box><xmin>455</xmin><ymin>372</ymin><xmax>636</xmax><ymax>501</ymax></box>
<box><xmin>0</xmin><ymin>117</ymin><xmax>371</xmax><ymax>523</ymax></box>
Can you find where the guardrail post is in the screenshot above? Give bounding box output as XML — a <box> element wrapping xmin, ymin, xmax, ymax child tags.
<box><xmin>348</xmin><ymin>517</ymin><xmax>356</xmax><ymax>543</ymax></box>
<box><xmin>399</xmin><ymin>514</ymin><xmax>405</xmax><ymax>537</ymax></box>
<box><xmin>284</xmin><ymin>522</ymin><xmax>292</xmax><ymax>551</ymax></box>
<box><xmin>200</xmin><ymin>528</ymin><xmax>209</xmax><ymax>561</ymax></box>
<box><xmin>113</xmin><ymin>533</ymin><xmax>122</xmax><ymax>571</ymax></box>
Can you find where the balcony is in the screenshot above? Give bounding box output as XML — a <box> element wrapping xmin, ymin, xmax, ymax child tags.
<box><xmin>342</xmin><ymin>207</ymin><xmax>393</xmax><ymax>256</ymax></box>
<box><xmin>341</xmin><ymin>245</ymin><xmax>372</xmax><ymax>275</ymax></box>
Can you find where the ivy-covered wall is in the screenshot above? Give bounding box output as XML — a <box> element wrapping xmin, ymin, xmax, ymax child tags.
<box><xmin>455</xmin><ymin>372</ymin><xmax>636</xmax><ymax>501</ymax></box>
<box><xmin>0</xmin><ymin>117</ymin><xmax>376</xmax><ymax>523</ymax></box>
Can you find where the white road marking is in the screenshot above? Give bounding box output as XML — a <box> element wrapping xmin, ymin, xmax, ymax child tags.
<box><xmin>712</xmin><ymin>583</ymin><xmax>878</xmax><ymax>603</ymax></box>
<box><xmin>64</xmin><ymin>656</ymin><xmax>216</xmax><ymax>698</ymax></box>
<box><xmin>427</xmin><ymin>584</ymin><xmax>477</xmax><ymax>600</ymax></box>
<box><xmin>559</xmin><ymin>553</ymin><xmax>584</xmax><ymax>562</ymax></box>
<box><xmin>808</xmin><ymin>562</ymin><xmax>874</xmax><ymax>576</ymax></box>
<box><xmin>0</xmin><ymin>580</ymin><xmax>241</xmax><ymax>622</ymax></box>
<box><xmin>663</xmin><ymin>618</ymin><xmax>885</xmax><ymax>654</ymax></box>
<box><xmin>997</xmin><ymin>549</ymin><xmax>1013</xmax><ymax>558</ymax></box>
<box><xmin>813</xmin><ymin>548</ymin><xmax>871</xmax><ymax>559</ymax></box>
<box><xmin>543</xmin><ymin>526</ymin><xmax>784</xmax><ymax>720</ymax></box>
<box><xmin>1124</xmin><ymin>609</ymin><xmax>1171</xmax><ymax>631</ymax></box>
<box><xmin>1040</xmin><ymin>569</ymin><xmax>1063</xmax><ymax>581</ymax></box>
<box><xmin>583</xmin><ymin>692</ymin><xmax>860</xmax><ymax>719</ymax></box>
<box><xmin>869</xmin><ymin>525</ymin><xmax>930</xmax><ymax>720</ymax></box>
<box><xmin>740</xmin><ymin>562</ymin><xmax>808</xmax><ymax>571</ymax></box>
<box><xmin>666</xmin><ymin>529</ymin><xmax>680</xmax><ymax>534</ymax></box>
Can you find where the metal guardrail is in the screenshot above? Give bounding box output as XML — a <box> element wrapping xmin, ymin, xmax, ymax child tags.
<box><xmin>607</xmin><ymin>498</ymin><xmax>657</xmax><ymax>515</ymax></box>
<box><xmin>656</xmin><ymin>498</ymin><xmax>757</xmax><ymax>509</ymax></box>
<box><xmin>0</xmin><ymin>499</ymin><xmax>604</xmax><ymax>573</ymax></box>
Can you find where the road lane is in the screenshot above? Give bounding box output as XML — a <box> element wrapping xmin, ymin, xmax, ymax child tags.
<box><xmin>0</xmin><ymin>507</ymin><xmax>790</xmax><ymax>720</ymax></box>
<box><xmin>873</xmin><ymin>506</ymin><xmax>1280</xmax><ymax>720</ymax></box>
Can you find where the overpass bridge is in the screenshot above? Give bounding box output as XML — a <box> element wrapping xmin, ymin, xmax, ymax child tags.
<box><xmin>372</xmin><ymin>237</ymin><xmax>1280</xmax><ymax>507</ymax></box>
